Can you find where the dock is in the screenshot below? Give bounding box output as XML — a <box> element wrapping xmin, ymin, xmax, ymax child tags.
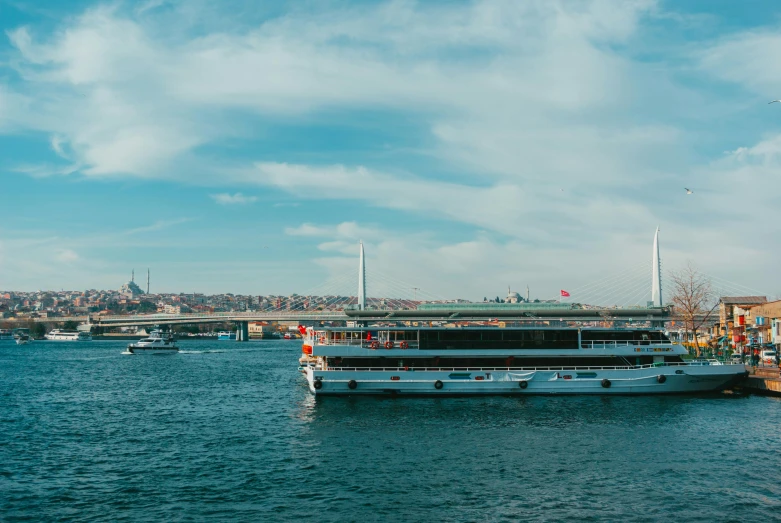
<box><xmin>740</xmin><ymin>367</ymin><xmax>781</xmax><ymax>396</ymax></box>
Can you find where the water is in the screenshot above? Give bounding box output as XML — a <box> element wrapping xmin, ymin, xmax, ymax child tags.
<box><xmin>2</xmin><ymin>340</ymin><xmax>780</xmax><ymax>522</ymax></box>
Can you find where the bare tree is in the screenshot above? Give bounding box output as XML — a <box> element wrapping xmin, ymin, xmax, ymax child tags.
<box><xmin>669</xmin><ymin>262</ymin><xmax>717</xmax><ymax>357</ymax></box>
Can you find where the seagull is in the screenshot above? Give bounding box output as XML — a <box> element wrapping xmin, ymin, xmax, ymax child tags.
<box><xmin>685</xmin><ymin>188</ymin><xmax>693</xmax><ymax>194</ymax></box>
<box><xmin>770</xmin><ymin>100</ymin><xmax>781</xmax><ymax>104</ymax></box>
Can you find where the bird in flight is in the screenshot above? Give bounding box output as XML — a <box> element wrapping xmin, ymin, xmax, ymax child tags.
<box><xmin>685</xmin><ymin>188</ymin><xmax>693</xmax><ymax>194</ymax></box>
<box><xmin>770</xmin><ymin>100</ymin><xmax>781</xmax><ymax>104</ymax></box>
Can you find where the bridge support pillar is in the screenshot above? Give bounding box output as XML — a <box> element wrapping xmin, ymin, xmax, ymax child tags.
<box><xmin>236</xmin><ymin>321</ymin><xmax>249</xmax><ymax>342</ymax></box>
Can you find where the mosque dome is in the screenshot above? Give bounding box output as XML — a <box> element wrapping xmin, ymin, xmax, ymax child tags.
<box><xmin>506</xmin><ymin>291</ymin><xmax>523</xmax><ymax>303</ymax></box>
<box><xmin>119</xmin><ymin>272</ymin><xmax>145</xmax><ymax>298</ymax></box>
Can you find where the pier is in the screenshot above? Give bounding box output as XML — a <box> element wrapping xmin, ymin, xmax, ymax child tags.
<box><xmin>740</xmin><ymin>367</ymin><xmax>781</xmax><ymax>396</ymax></box>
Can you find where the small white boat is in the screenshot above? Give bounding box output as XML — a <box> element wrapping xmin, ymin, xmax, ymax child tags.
<box><xmin>126</xmin><ymin>334</ymin><xmax>179</xmax><ymax>355</ymax></box>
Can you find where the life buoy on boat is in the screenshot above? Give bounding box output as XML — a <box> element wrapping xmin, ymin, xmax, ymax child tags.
<box><xmin>385</xmin><ymin>341</ymin><xmax>394</xmax><ymax>350</ymax></box>
<box><xmin>399</xmin><ymin>341</ymin><xmax>409</xmax><ymax>349</ymax></box>
<box><xmin>348</xmin><ymin>380</ymin><xmax>358</xmax><ymax>390</ymax></box>
<box><xmin>657</xmin><ymin>375</ymin><xmax>667</xmax><ymax>384</ymax></box>
<box><xmin>434</xmin><ymin>380</ymin><xmax>443</xmax><ymax>389</ymax></box>
<box><xmin>519</xmin><ymin>381</ymin><xmax>528</xmax><ymax>389</ymax></box>
<box><xmin>313</xmin><ymin>380</ymin><xmax>323</xmax><ymax>390</ymax></box>
<box><xmin>601</xmin><ymin>379</ymin><xmax>612</xmax><ymax>388</ymax></box>
<box><xmin>370</xmin><ymin>341</ymin><xmax>379</xmax><ymax>350</ymax></box>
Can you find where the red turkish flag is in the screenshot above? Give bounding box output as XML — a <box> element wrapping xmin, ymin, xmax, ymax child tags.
<box><xmin>560</xmin><ymin>290</ymin><xmax>570</xmax><ymax>297</ymax></box>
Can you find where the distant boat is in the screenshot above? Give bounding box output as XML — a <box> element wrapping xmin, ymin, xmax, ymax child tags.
<box><xmin>45</xmin><ymin>329</ymin><xmax>92</xmax><ymax>341</ymax></box>
<box><xmin>0</xmin><ymin>329</ymin><xmax>14</xmax><ymax>340</ymax></box>
<box><xmin>13</xmin><ymin>329</ymin><xmax>32</xmax><ymax>344</ymax></box>
<box><xmin>126</xmin><ymin>334</ymin><xmax>179</xmax><ymax>355</ymax></box>
<box><xmin>217</xmin><ymin>331</ymin><xmax>236</xmax><ymax>341</ymax></box>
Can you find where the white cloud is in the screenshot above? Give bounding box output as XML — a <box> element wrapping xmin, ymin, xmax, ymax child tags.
<box><xmin>1</xmin><ymin>0</ymin><xmax>673</xmax><ymax>183</ymax></box>
<box><xmin>50</xmin><ymin>135</ymin><xmax>67</xmax><ymax>158</ymax></box>
<box><xmin>256</xmin><ymin>162</ymin><xmax>656</xmax><ymax>243</ymax></box>
<box><xmin>55</xmin><ymin>249</ymin><xmax>79</xmax><ymax>262</ymax></box>
<box><xmin>210</xmin><ymin>192</ymin><xmax>257</xmax><ymax>205</ymax></box>
<box><xmin>123</xmin><ymin>218</ymin><xmax>191</xmax><ymax>235</ymax></box>
<box><xmin>698</xmin><ymin>30</ymin><xmax>781</xmax><ymax>96</ymax></box>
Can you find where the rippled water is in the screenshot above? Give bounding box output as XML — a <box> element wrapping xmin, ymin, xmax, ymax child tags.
<box><xmin>2</xmin><ymin>339</ymin><xmax>780</xmax><ymax>522</ymax></box>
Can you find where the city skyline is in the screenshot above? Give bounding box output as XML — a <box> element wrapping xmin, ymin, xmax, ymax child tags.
<box><xmin>2</xmin><ymin>1</ymin><xmax>781</xmax><ymax>299</ymax></box>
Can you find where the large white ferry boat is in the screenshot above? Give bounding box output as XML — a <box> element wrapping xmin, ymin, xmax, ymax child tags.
<box><xmin>44</xmin><ymin>329</ymin><xmax>92</xmax><ymax>341</ymax></box>
<box><xmin>301</xmin><ymin>326</ymin><xmax>748</xmax><ymax>396</ymax></box>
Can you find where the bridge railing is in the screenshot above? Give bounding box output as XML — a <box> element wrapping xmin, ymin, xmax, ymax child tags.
<box><xmin>92</xmin><ymin>311</ymin><xmax>341</xmax><ymax>323</ymax></box>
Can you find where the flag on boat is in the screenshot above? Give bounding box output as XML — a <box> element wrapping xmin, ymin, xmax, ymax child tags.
<box><xmin>297</xmin><ymin>325</ymin><xmax>307</xmax><ymax>335</ymax></box>
<box><xmin>560</xmin><ymin>290</ymin><xmax>570</xmax><ymax>297</ymax></box>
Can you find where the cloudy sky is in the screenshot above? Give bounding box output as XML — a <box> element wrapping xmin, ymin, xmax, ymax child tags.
<box><xmin>0</xmin><ymin>0</ymin><xmax>778</xmax><ymax>301</ymax></box>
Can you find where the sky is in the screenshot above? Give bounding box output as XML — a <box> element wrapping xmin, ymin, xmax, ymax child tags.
<box><xmin>0</xmin><ymin>0</ymin><xmax>780</xmax><ymax>301</ymax></box>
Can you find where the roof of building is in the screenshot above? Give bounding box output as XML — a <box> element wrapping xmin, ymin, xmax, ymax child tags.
<box><xmin>719</xmin><ymin>296</ymin><xmax>767</xmax><ymax>305</ymax></box>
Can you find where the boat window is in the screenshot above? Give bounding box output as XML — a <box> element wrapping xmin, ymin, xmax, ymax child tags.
<box><xmin>418</xmin><ymin>329</ymin><xmax>578</xmax><ymax>350</ymax></box>
<box><xmin>330</xmin><ymin>355</ymin><xmax>632</xmax><ymax>369</ymax></box>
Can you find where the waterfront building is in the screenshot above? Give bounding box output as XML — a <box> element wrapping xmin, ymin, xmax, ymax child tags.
<box><xmin>718</xmin><ymin>296</ymin><xmax>767</xmax><ymax>353</ymax></box>
<box><xmin>743</xmin><ymin>300</ymin><xmax>781</xmax><ymax>350</ymax></box>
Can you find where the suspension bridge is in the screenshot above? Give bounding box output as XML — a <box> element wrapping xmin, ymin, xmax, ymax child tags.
<box><xmin>13</xmin><ymin>232</ymin><xmax>767</xmax><ymax>340</ymax></box>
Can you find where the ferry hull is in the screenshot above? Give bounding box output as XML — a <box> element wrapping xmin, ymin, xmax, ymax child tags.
<box><xmin>127</xmin><ymin>347</ymin><xmax>179</xmax><ymax>355</ymax></box>
<box><xmin>307</xmin><ymin>365</ymin><xmax>748</xmax><ymax>396</ymax></box>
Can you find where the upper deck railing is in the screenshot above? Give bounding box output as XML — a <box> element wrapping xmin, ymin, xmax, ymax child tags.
<box><xmin>322</xmin><ymin>361</ymin><xmax>732</xmax><ymax>372</ymax></box>
<box><xmin>309</xmin><ymin>337</ymin><xmax>675</xmax><ymax>351</ymax></box>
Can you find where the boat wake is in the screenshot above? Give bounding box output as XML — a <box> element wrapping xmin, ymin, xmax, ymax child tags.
<box><xmin>179</xmin><ymin>350</ymin><xmax>226</xmax><ymax>354</ymax></box>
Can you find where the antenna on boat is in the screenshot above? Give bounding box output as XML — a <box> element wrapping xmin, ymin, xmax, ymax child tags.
<box><xmin>358</xmin><ymin>241</ymin><xmax>366</xmax><ymax>311</ymax></box>
<box><xmin>651</xmin><ymin>227</ymin><xmax>662</xmax><ymax>307</ymax></box>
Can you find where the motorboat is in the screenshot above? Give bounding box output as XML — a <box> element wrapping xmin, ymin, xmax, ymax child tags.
<box><xmin>217</xmin><ymin>331</ymin><xmax>236</xmax><ymax>341</ymax></box>
<box><xmin>126</xmin><ymin>334</ymin><xmax>179</xmax><ymax>355</ymax></box>
<box><xmin>13</xmin><ymin>329</ymin><xmax>32</xmax><ymax>345</ymax></box>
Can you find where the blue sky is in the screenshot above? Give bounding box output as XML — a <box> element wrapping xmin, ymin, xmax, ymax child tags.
<box><xmin>1</xmin><ymin>0</ymin><xmax>780</xmax><ymax>300</ymax></box>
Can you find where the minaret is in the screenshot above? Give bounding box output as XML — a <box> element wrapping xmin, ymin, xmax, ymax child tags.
<box><xmin>358</xmin><ymin>241</ymin><xmax>366</xmax><ymax>310</ymax></box>
<box><xmin>526</xmin><ymin>285</ymin><xmax>530</xmax><ymax>302</ymax></box>
<box><xmin>147</xmin><ymin>269</ymin><xmax>150</xmax><ymax>294</ymax></box>
<box><xmin>651</xmin><ymin>227</ymin><xmax>662</xmax><ymax>307</ymax></box>
<box><xmin>132</xmin><ymin>269</ymin><xmax>135</xmax><ymax>282</ymax></box>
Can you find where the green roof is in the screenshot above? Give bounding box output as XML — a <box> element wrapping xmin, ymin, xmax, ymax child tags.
<box><xmin>417</xmin><ymin>302</ymin><xmax>575</xmax><ymax>311</ymax></box>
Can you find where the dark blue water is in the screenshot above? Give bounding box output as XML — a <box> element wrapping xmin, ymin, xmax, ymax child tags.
<box><xmin>1</xmin><ymin>340</ymin><xmax>780</xmax><ymax>522</ymax></box>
